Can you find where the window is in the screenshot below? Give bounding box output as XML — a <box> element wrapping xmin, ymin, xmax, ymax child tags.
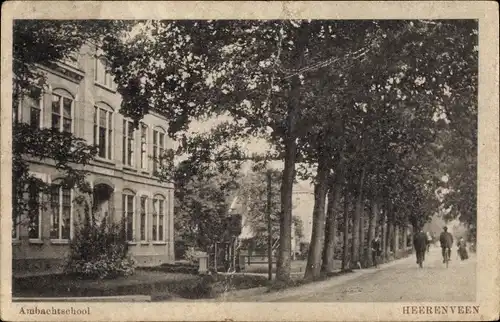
<box><xmin>153</xmin><ymin>129</ymin><xmax>166</xmax><ymax>174</ymax></box>
<box><xmin>122</xmin><ymin>120</ymin><xmax>135</xmax><ymax>167</ymax></box>
<box><xmin>23</xmin><ymin>91</ymin><xmax>43</xmax><ymax>128</ymax></box>
<box><xmin>26</xmin><ymin>183</ymin><xmax>41</xmax><ymax>240</ymax></box>
<box><xmin>93</xmin><ymin>106</ymin><xmax>113</xmax><ymax>159</ymax></box>
<box><xmin>122</xmin><ymin>193</ymin><xmax>135</xmax><ymax>242</ymax></box>
<box><xmin>140</xmin><ymin>124</ymin><xmax>148</xmax><ymax>170</ymax></box>
<box><xmin>140</xmin><ymin>196</ymin><xmax>147</xmax><ymax>241</ymax></box>
<box><xmin>51</xmin><ymin>93</ymin><xmax>73</xmax><ymax>132</ymax></box>
<box><xmin>152</xmin><ymin>196</ymin><xmax>165</xmax><ymax>242</ymax></box>
<box><xmin>95</xmin><ymin>56</ymin><xmax>116</xmax><ymax>89</ymax></box>
<box><xmin>49</xmin><ymin>185</ymin><xmax>72</xmax><ymax>240</ymax></box>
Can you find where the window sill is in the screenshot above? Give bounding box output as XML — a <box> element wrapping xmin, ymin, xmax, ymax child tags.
<box><xmin>94</xmin><ymin>157</ymin><xmax>116</xmax><ymax>166</ymax></box>
<box><xmin>12</xmin><ymin>240</ymin><xmax>21</xmax><ymax>245</ymax></box>
<box><xmin>127</xmin><ymin>241</ymin><xmax>138</xmax><ymax>245</ymax></box>
<box><xmin>123</xmin><ymin>166</ymin><xmax>138</xmax><ymax>172</ymax></box>
<box><xmin>95</xmin><ymin>81</ymin><xmax>117</xmax><ymax>93</ymax></box>
<box><xmin>139</xmin><ymin>241</ymin><xmax>150</xmax><ymax>245</ymax></box>
<box><xmin>140</xmin><ymin>169</ymin><xmax>150</xmax><ymax>175</ymax></box>
<box><xmin>29</xmin><ymin>239</ymin><xmax>44</xmax><ymax>245</ymax></box>
<box><xmin>50</xmin><ymin>239</ymin><xmax>70</xmax><ymax>245</ymax></box>
<box><xmin>152</xmin><ymin>242</ymin><xmax>167</xmax><ymax>245</ymax></box>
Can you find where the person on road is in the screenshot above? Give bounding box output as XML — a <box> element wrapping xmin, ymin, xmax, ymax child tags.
<box><xmin>426</xmin><ymin>231</ymin><xmax>433</xmax><ymax>253</ymax></box>
<box><xmin>457</xmin><ymin>237</ymin><xmax>469</xmax><ymax>260</ymax></box>
<box><xmin>371</xmin><ymin>233</ymin><xmax>382</xmax><ymax>268</ymax></box>
<box><xmin>439</xmin><ymin>226</ymin><xmax>454</xmax><ymax>263</ymax></box>
<box><xmin>413</xmin><ymin>227</ymin><xmax>428</xmax><ymax>268</ymax></box>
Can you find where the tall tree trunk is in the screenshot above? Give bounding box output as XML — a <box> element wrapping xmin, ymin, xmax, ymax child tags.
<box><xmin>402</xmin><ymin>221</ymin><xmax>408</xmax><ymax>254</ymax></box>
<box><xmin>341</xmin><ymin>191</ymin><xmax>350</xmax><ymax>271</ymax></box>
<box><xmin>321</xmin><ymin>178</ymin><xmax>342</xmax><ymax>274</ymax></box>
<box><xmin>276</xmin><ymin>22</ymin><xmax>309</xmax><ymax>282</ymax></box>
<box><xmin>367</xmin><ymin>199</ymin><xmax>379</xmax><ymax>267</ymax></box>
<box><xmin>321</xmin><ymin>159</ymin><xmax>344</xmax><ymax>274</ymax></box>
<box><xmin>350</xmin><ymin>166</ymin><xmax>366</xmax><ymax>269</ymax></box>
<box><xmin>381</xmin><ymin>208</ymin><xmax>387</xmax><ymax>261</ymax></box>
<box><xmin>304</xmin><ymin>155</ymin><xmax>330</xmax><ymax>280</ymax></box>
<box><xmin>393</xmin><ymin>224</ymin><xmax>399</xmax><ymax>259</ymax></box>
<box><xmin>359</xmin><ymin>210</ymin><xmax>366</xmax><ymax>267</ymax></box>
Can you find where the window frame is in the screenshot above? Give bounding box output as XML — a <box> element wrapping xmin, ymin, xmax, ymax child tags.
<box><xmin>152</xmin><ymin>128</ymin><xmax>166</xmax><ymax>174</ymax></box>
<box><xmin>93</xmin><ymin>105</ymin><xmax>114</xmax><ymax>160</ymax></box>
<box><xmin>94</xmin><ymin>55</ymin><xmax>117</xmax><ymax>90</ymax></box>
<box><xmin>139</xmin><ymin>195</ymin><xmax>148</xmax><ymax>242</ymax></box>
<box><xmin>140</xmin><ymin>123</ymin><xmax>149</xmax><ymax>171</ymax></box>
<box><xmin>49</xmin><ymin>185</ymin><xmax>74</xmax><ymax>241</ymax></box>
<box><xmin>26</xmin><ymin>183</ymin><xmax>42</xmax><ymax>241</ymax></box>
<box><xmin>122</xmin><ymin>191</ymin><xmax>136</xmax><ymax>243</ymax></box>
<box><xmin>51</xmin><ymin>91</ymin><xmax>74</xmax><ymax>133</ymax></box>
<box><xmin>19</xmin><ymin>87</ymin><xmax>43</xmax><ymax>128</ymax></box>
<box><xmin>122</xmin><ymin>119</ymin><xmax>136</xmax><ymax>167</ymax></box>
<box><xmin>152</xmin><ymin>195</ymin><xmax>166</xmax><ymax>243</ymax></box>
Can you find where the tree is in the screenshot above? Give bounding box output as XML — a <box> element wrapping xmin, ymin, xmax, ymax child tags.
<box><xmin>173</xmin><ymin>160</ymin><xmax>241</xmax><ymax>251</ymax></box>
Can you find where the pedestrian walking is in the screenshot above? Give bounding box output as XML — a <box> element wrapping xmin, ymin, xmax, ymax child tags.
<box><xmin>413</xmin><ymin>227</ymin><xmax>428</xmax><ymax>268</ymax></box>
<box><xmin>426</xmin><ymin>232</ymin><xmax>433</xmax><ymax>252</ymax></box>
<box><xmin>457</xmin><ymin>237</ymin><xmax>469</xmax><ymax>260</ymax></box>
<box><xmin>371</xmin><ymin>232</ymin><xmax>382</xmax><ymax>268</ymax></box>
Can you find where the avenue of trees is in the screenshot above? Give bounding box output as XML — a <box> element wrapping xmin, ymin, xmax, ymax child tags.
<box><xmin>13</xmin><ymin>20</ymin><xmax>477</xmax><ymax>282</ymax></box>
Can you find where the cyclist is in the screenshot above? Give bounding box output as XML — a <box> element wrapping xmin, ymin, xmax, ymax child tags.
<box><xmin>439</xmin><ymin>226</ymin><xmax>453</xmax><ymax>263</ymax></box>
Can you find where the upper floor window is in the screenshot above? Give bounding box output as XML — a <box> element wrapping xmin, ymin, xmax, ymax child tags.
<box><xmin>93</xmin><ymin>105</ymin><xmax>113</xmax><ymax>159</ymax></box>
<box><xmin>153</xmin><ymin>128</ymin><xmax>166</xmax><ymax>174</ymax></box>
<box><xmin>95</xmin><ymin>56</ymin><xmax>116</xmax><ymax>90</ymax></box>
<box><xmin>140</xmin><ymin>123</ymin><xmax>148</xmax><ymax>170</ymax></box>
<box><xmin>122</xmin><ymin>120</ymin><xmax>135</xmax><ymax>167</ymax></box>
<box><xmin>50</xmin><ymin>185</ymin><xmax>73</xmax><ymax>240</ymax></box>
<box><xmin>51</xmin><ymin>90</ymin><xmax>73</xmax><ymax>133</ymax></box>
<box><xmin>19</xmin><ymin>87</ymin><xmax>43</xmax><ymax>128</ymax></box>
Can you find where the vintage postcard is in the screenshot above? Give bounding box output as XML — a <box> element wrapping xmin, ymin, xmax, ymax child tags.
<box><xmin>1</xmin><ymin>1</ymin><xmax>498</xmax><ymax>321</ymax></box>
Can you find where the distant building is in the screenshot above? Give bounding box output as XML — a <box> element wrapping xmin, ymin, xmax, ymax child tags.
<box><xmin>13</xmin><ymin>44</ymin><xmax>175</xmax><ymax>276</ymax></box>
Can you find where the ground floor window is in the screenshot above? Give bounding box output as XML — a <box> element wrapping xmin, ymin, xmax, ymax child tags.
<box><xmin>122</xmin><ymin>193</ymin><xmax>135</xmax><ymax>242</ymax></box>
<box><xmin>140</xmin><ymin>196</ymin><xmax>147</xmax><ymax>241</ymax></box>
<box><xmin>152</xmin><ymin>196</ymin><xmax>166</xmax><ymax>241</ymax></box>
<box><xmin>26</xmin><ymin>183</ymin><xmax>41</xmax><ymax>240</ymax></box>
<box><xmin>49</xmin><ymin>186</ymin><xmax>72</xmax><ymax>240</ymax></box>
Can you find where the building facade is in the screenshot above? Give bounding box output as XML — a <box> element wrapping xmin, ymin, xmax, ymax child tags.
<box><xmin>12</xmin><ymin>44</ymin><xmax>175</xmax><ymax>276</ymax></box>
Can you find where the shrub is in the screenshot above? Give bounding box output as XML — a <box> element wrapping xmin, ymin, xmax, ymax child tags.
<box><xmin>65</xmin><ymin>197</ymin><xmax>136</xmax><ymax>279</ymax></box>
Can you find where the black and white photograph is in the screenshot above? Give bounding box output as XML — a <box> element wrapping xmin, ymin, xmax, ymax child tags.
<box><xmin>1</xmin><ymin>1</ymin><xmax>498</xmax><ymax>321</ymax></box>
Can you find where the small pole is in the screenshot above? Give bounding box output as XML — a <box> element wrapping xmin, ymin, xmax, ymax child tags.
<box><xmin>214</xmin><ymin>242</ymin><xmax>217</xmax><ymax>273</ymax></box>
<box><xmin>267</xmin><ymin>170</ymin><xmax>273</xmax><ymax>281</ymax></box>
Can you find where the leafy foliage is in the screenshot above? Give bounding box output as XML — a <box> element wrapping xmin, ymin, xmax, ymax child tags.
<box><xmin>65</xmin><ymin>197</ymin><xmax>136</xmax><ymax>279</ymax></box>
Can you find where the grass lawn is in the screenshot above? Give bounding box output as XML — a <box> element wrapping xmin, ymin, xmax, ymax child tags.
<box><xmin>13</xmin><ymin>269</ymin><xmax>269</xmax><ymax>301</ymax></box>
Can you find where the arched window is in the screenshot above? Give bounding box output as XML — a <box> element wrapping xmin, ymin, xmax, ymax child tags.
<box><xmin>152</xmin><ymin>194</ymin><xmax>166</xmax><ymax>242</ymax></box>
<box><xmin>49</xmin><ymin>182</ymin><xmax>73</xmax><ymax>240</ymax></box>
<box><xmin>122</xmin><ymin>190</ymin><xmax>136</xmax><ymax>242</ymax></box>
<box><xmin>153</xmin><ymin>127</ymin><xmax>166</xmax><ymax>174</ymax></box>
<box><xmin>51</xmin><ymin>89</ymin><xmax>74</xmax><ymax>133</ymax></box>
<box><xmin>93</xmin><ymin>103</ymin><xmax>114</xmax><ymax>159</ymax></box>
